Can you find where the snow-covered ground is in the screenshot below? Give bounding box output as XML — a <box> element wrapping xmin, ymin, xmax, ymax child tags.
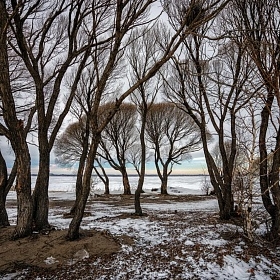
<box><xmin>3</xmin><ymin>175</ymin><xmax>280</xmax><ymax>279</ymax></box>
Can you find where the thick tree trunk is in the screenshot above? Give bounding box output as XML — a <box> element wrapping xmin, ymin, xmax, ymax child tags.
<box><xmin>219</xmin><ymin>184</ymin><xmax>232</xmax><ymax>220</ymax></box>
<box><xmin>32</xmin><ymin>149</ymin><xmax>50</xmax><ymax>230</ymax></box>
<box><xmin>160</xmin><ymin>166</ymin><xmax>168</xmax><ymax>195</ymax></box>
<box><xmin>121</xmin><ymin>169</ymin><xmax>131</xmax><ymax>195</ymax></box>
<box><xmin>13</xmin><ymin>145</ymin><xmax>33</xmax><ymax>239</ymax></box>
<box><xmin>0</xmin><ymin>150</ymin><xmax>9</xmax><ymax>227</ymax></box>
<box><xmin>161</xmin><ymin>180</ymin><xmax>168</xmax><ymax>195</ymax></box>
<box><xmin>104</xmin><ymin>181</ymin><xmax>110</xmax><ymax>195</ymax></box>
<box><xmin>0</xmin><ymin>192</ymin><xmax>9</xmax><ymax>227</ymax></box>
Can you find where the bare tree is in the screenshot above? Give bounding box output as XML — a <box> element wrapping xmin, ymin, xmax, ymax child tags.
<box><xmin>0</xmin><ymin>0</ymin><xmax>35</xmax><ymax>238</ymax></box>
<box><xmin>93</xmin><ymin>157</ymin><xmax>110</xmax><ymax>195</ymax></box>
<box><xmin>232</xmin><ymin>0</ymin><xmax>280</xmax><ymax>240</ymax></box>
<box><xmin>164</xmin><ymin>21</ymin><xmax>255</xmax><ymax>218</ymax></box>
<box><xmin>99</xmin><ymin>103</ymin><xmax>137</xmax><ymax>195</ymax></box>
<box><xmin>146</xmin><ymin>102</ymin><xmax>202</xmax><ymax>194</ymax></box>
<box><xmin>233</xmin><ymin>102</ymin><xmax>260</xmax><ymax>241</ymax></box>
<box><xmin>68</xmin><ymin>0</ymin><xmax>230</xmax><ymax>240</ymax></box>
<box><xmin>6</xmin><ymin>0</ymin><xmax>100</xmax><ymax>231</ymax></box>
<box><xmin>127</xmin><ymin>26</ymin><xmax>161</xmax><ymax>214</ymax></box>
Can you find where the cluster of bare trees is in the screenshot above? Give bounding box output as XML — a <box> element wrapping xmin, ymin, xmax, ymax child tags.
<box><xmin>0</xmin><ymin>0</ymin><xmax>227</xmax><ymax>240</ymax></box>
<box><xmin>0</xmin><ymin>0</ymin><xmax>280</xmax><ymax>243</ymax></box>
<box><xmin>55</xmin><ymin>101</ymin><xmax>202</xmax><ymax>195</ymax></box>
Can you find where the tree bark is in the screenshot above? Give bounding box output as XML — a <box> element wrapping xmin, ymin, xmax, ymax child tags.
<box><xmin>0</xmin><ymin>1</ymin><xmax>33</xmax><ymax>238</ymax></box>
<box><xmin>259</xmin><ymin>90</ymin><xmax>279</xmax><ymax>239</ymax></box>
<box><xmin>32</xmin><ymin>146</ymin><xmax>50</xmax><ymax>230</ymax></box>
<box><xmin>70</xmin><ymin>122</ymin><xmax>90</xmax><ymax>215</ymax></box>
<box><xmin>13</xmin><ymin>137</ymin><xmax>33</xmax><ymax>239</ymax></box>
<box><xmin>121</xmin><ymin>169</ymin><xmax>131</xmax><ymax>195</ymax></box>
<box><xmin>160</xmin><ymin>165</ymin><xmax>169</xmax><ymax>195</ymax></box>
<box><xmin>67</xmin><ymin>141</ymin><xmax>98</xmax><ymax>240</ymax></box>
<box><xmin>134</xmin><ymin>105</ymin><xmax>147</xmax><ymax>215</ymax></box>
<box><xmin>0</xmin><ymin>150</ymin><xmax>9</xmax><ymax>227</ymax></box>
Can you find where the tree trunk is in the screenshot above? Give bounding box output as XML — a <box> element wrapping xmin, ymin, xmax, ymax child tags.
<box><xmin>268</xmin><ymin>127</ymin><xmax>280</xmax><ymax>240</ymax></box>
<box><xmin>0</xmin><ymin>150</ymin><xmax>9</xmax><ymax>227</ymax></box>
<box><xmin>270</xmin><ymin>206</ymin><xmax>280</xmax><ymax>241</ymax></box>
<box><xmin>202</xmin><ymin>132</ymin><xmax>233</xmax><ymax>220</ymax></box>
<box><xmin>32</xmin><ymin>148</ymin><xmax>50</xmax><ymax>231</ymax></box>
<box><xmin>104</xmin><ymin>180</ymin><xmax>110</xmax><ymax>195</ymax></box>
<box><xmin>70</xmin><ymin>121</ymin><xmax>90</xmax><ymax>215</ymax></box>
<box><xmin>160</xmin><ymin>166</ymin><xmax>168</xmax><ymax>195</ymax></box>
<box><xmin>67</xmin><ymin>141</ymin><xmax>98</xmax><ymax>240</ymax></box>
<box><xmin>219</xmin><ymin>183</ymin><xmax>232</xmax><ymax>220</ymax></box>
<box><xmin>0</xmin><ymin>2</ymin><xmax>32</xmax><ymax>238</ymax></box>
<box><xmin>13</xmin><ymin>144</ymin><xmax>33</xmax><ymax>239</ymax></box>
<box><xmin>134</xmin><ymin>107</ymin><xmax>146</xmax><ymax>216</ymax></box>
<box><xmin>161</xmin><ymin>180</ymin><xmax>168</xmax><ymax>195</ymax></box>
<box><xmin>121</xmin><ymin>169</ymin><xmax>131</xmax><ymax>195</ymax></box>
<box><xmin>259</xmin><ymin>90</ymin><xmax>279</xmax><ymax>238</ymax></box>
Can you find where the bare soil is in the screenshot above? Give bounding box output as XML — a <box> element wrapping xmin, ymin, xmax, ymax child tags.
<box><xmin>1</xmin><ymin>193</ymin><xmax>279</xmax><ymax>279</ymax></box>
<box><xmin>0</xmin><ymin>194</ymin><xmax>208</xmax><ymax>275</ymax></box>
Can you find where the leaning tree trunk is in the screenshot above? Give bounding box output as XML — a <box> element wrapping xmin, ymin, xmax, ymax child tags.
<box><xmin>0</xmin><ymin>150</ymin><xmax>9</xmax><ymax>227</ymax></box>
<box><xmin>32</xmin><ymin>146</ymin><xmax>50</xmax><ymax>230</ymax></box>
<box><xmin>67</xmin><ymin>141</ymin><xmax>98</xmax><ymax>240</ymax></box>
<box><xmin>70</xmin><ymin>121</ymin><xmax>90</xmax><ymax>215</ymax></box>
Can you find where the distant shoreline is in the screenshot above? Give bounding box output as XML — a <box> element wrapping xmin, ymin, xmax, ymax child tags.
<box><xmin>39</xmin><ymin>174</ymin><xmax>209</xmax><ymax>177</ymax></box>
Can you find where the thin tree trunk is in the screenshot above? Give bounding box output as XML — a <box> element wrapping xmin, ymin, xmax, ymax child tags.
<box><xmin>259</xmin><ymin>90</ymin><xmax>278</xmax><ymax>239</ymax></box>
<box><xmin>94</xmin><ymin>158</ymin><xmax>110</xmax><ymax>195</ymax></box>
<box><xmin>134</xmin><ymin>108</ymin><xmax>146</xmax><ymax>215</ymax></box>
<box><xmin>70</xmin><ymin>121</ymin><xmax>90</xmax><ymax>214</ymax></box>
<box><xmin>67</xmin><ymin>141</ymin><xmax>98</xmax><ymax>240</ymax></box>
<box><xmin>70</xmin><ymin>147</ymin><xmax>87</xmax><ymax>215</ymax></box>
